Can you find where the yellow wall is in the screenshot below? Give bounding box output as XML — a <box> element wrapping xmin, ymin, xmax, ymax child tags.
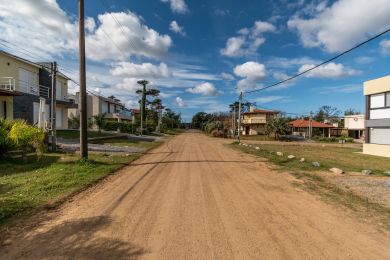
<box><xmin>363</xmin><ymin>143</ymin><xmax>390</xmax><ymax>158</ymax></box>
<box><xmin>243</xmin><ymin>113</ymin><xmax>267</xmax><ymax>120</ymax></box>
<box><xmin>0</xmin><ymin>52</ymin><xmax>40</xmax><ymax>92</ymax></box>
<box><xmin>0</xmin><ymin>96</ymin><xmax>13</xmax><ymax>119</ymax></box>
<box><xmin>364</xmin><ymin>75</ymin><xmax>390</xmax><ymax>95</ymax></box>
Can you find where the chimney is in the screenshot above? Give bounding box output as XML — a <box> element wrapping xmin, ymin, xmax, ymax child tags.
<box><xmin>249</xmin><ymin>105</ymin><xmax>255</xmax><ymax>112</ymax></box>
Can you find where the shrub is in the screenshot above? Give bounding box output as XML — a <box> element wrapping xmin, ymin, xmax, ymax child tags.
<box><xmin>103</xmin><ymin>121</ymin><xmax>120</xmax><ymax>132</ymax></box>
<box><xmin>9</xmin><ymin>120</ymin><xmax>45</xmax><ymax>163</ymax></box>
<box><xmin>0</xmin><ymin>119</ymin><xmax>16</xmax><ymax>156</ymax></box>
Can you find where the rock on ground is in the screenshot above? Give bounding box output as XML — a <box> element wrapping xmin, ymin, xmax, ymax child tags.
<box><xmin>276</xmin><ymin>152</ymin><xmax>283</xmax><ymax>156</ymax></box>
<box><xmin>312</xmin><ymin>162</ymin><xmax>321</xmax><ymax>167</ymax></box>
<box><xmin>329</xmin><ymin>168</ymin><xmax>344</xmax><ymax>174</ymax></box>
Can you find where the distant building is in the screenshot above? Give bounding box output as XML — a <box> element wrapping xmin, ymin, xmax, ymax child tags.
<box><xmin>363</xmin><ymin>75</ymin><xmax>390</xmax><ymax>158</ymax></box>
<box><xmin>241</xmin><ymin>107</ymin><xmax>278</xmax><ymax>135</ymax></box>
<box><xmin>68</xmin><ymin>92</ymin><xmax>133</xmax><ymax>123</ymax></box>
<box><xmin>289</xmin><ymin>119</ymin><xmax>334</xmax><ymax>138</ymax></box>
<box><xmin>344</xmin><ymin>114</ymin><xmax>365</xmax><ymax>139</ymax></box>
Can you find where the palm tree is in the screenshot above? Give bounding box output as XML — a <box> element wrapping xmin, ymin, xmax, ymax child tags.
<box><xmin>265</xmin><ymin>117</ymin><xmax>290</xmax><ymax>140</ymax></box>
<box><xmin>93</xmin><ymin>113</ymin><xmax>107</xmax><ymax>133</ymax></box>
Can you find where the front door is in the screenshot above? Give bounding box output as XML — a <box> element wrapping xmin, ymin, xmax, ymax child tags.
<box><xmin>245</xmin><ymin>126</ymin><xmax>250</xmax><ymax>135</ymax></box>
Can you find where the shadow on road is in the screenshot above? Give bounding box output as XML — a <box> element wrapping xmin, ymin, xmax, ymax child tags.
<box><xmin>3</xmin><ymin>216</ymin><xmax>146</xmax><ymax>259</ymax></box>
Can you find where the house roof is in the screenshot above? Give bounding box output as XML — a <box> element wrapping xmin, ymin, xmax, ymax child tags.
<box><xmin>243</xmin><ymin>109</ymin><xmax>279</xmax><ymax>115</ymax></box>
<box><xmin>131</xmin><ymin>109</ymin><xmax>140</xmax><ymax>114</ymax></box>
<box><xmin>289</xmin><ymin>119</ymin><xmax>334</xmax><ymax>128</ymax></box>
<box><xmin>0</xmin><ymin>50</ymin><xmax>42</xmax><ymax>69</ymax></box>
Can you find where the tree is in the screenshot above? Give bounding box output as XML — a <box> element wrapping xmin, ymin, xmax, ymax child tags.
<box><xmin>265</xmin><ymin>117</ymin><xmax>290</xmax><ymax>140</ymax></box>
<box><xmin>344</xmin><ymin>108</ymin><xmax>360</xmax><ymax>116</ymax></box>
<box><xmin>93</xmin><ymin>113</ymin><xmax>107</xmax><ymax>133</ymax></box>
<box><xmin>314</xmin><ymin>105</ymin><xmax>340</xmax><ymax>123</ymax></box>
<box><xmin>136</xmin><ymin>80</ymin><xmax>160</xmax><ymax>134</ymax></box>
<box><xmin>191</xmin><ymin>112</ymin><xmax>209</xmax><ymax>129</ymax></box>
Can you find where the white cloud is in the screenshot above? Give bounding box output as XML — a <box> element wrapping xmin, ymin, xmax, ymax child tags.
<box><xmin>254</xmin><ymin>95</ymin><xmax>286</xmax><ymax>104</ymax></box>
<box><xmin>288</xmin><ymin>0</ymin><xmax>390</xmax><ymax>53</ymax></box>
<box><xmin>161</xmin><ymin>0</ymin><xmax>188</xmax><ymax>14</ymax></box>
<box><xmin>169</xmin><ymin>21</ymin><xmax>185</xmax><ymax>36</ymax></box>
<box><xmin>110</xmin><ymin>62</ymin><xmax>172</xmax><ymax>78</ymax></box>
<box><xmin>319</xmin><ymin>84</ymin><xmax>362</xmax><ymax>94</ymax></box>
<box><xmin>272</xmin><ymin>71</ymin><xmax>289</xmax><ymax>81</ymax></box>
<box><xmin>175</xmin><ymin>96</ymin><xmax>185</xmax><ymax>107</ymax></box>
<box><xmin>186</xmin><ymin>82</ymin><xmax>222</xmax><ymax>96</ymax></box>
<box><xmin>87</xmin><ymin>12</ymin><xmax>172</xmax><ymax>61</ymax></box>
<box><xmin>380</xmin><ymin>39</ymin><xmax>390</xmax><ymax>54</ymax></box>
<box><xmin>220</xmin><ymin>20</ymin><xmax>276</xmax><ymax>57</ymax></box>
<box><xmin>234</xmin><ymin>61</ymin><xmax>267</xmax><ymax>91</ymax></box>
<box><xmin>298</xmin><ymin>62</ymin><xmax>360</xmax><ymax>78</ymax></box>
<box><xmin>0</xmin><ymin>1</ymin><xmax>172</xmax><ymax>61</ymax></box>
<box><xmin>267</xmin><ymin>56</ymin><xmax>320</xmax><ymax>69</ymax></box>
<box><xmin>221</xmin><ymin>72</ymin><xmax>235</xmax><ymax>81</ymax></box>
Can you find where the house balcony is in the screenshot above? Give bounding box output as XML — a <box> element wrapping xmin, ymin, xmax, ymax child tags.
<box><xmin>242</xmin><ymin>118</ymin><xmax>267</xmax><ymax>124</ymax></box>
<box><xmin>104</xmin><ymin>111</ymin><xmax>133</xmax><ymax>121</ymax></box>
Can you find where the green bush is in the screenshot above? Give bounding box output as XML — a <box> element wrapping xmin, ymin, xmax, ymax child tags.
<box><xmin>9</xmin><ymin>120</ymin><xmax>45</xmax><ymax>162</ymax></box>
<box><xmin>119</xmin><ymin>122</ymin><xmax>132</xmax><ymax>133</ymax></box>
<box><xmin>103</xmin><ymin>121</ymin><xmax>120</xmax><ymax>132</ymax></box>
<box><xmin>0</xmin><ymin>119</ymin><xmax>16</xmax><ymax>156</ymax></box>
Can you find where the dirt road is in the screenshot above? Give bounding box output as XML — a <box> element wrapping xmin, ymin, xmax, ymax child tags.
<box><xmin>1</xmin><ymin>133</ymin><xmax>390</xmax><ymax>259</ymax></box>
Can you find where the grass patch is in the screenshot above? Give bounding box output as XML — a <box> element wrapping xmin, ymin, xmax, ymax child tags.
<box><xmin>240</xmin><ymin>135</ymin><xmax>276</xmax><ymax>141</ymax></box>
<box><xmin>91</xmin><ymin>137</ymin><xmax>162</xmax><ymax>150</ymax></box>
<box><xmin>57</xmin><ymin>130</ymin><xmax>115</xmax><ymax>140</ymax></box>
<box><xmin>164</xmin><ymin>128</ymin><xmax>184</xmax><ymax>135</ymax></box>
<box><xmin>0</xmin><ymin>141</ymin><xmax>162</xmax><ymax>227</ymax></box>
<box><xmin>231</xmin><ymin>142</ymin><xmax>390</xmax><ymax>175</ymax></box>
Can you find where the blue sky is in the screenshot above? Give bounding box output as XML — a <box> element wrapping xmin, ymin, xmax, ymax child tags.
<box><xmin>1</xmin><ymin>0</ymin><xmax>390</xmax><ymax>121</ymax></box>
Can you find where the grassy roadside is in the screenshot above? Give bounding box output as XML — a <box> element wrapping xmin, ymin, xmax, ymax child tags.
<box><xmin>91</xmin><ymin>137</ymin><xmax>162</xmax><ymax>150</ymax></box>
<box><xmin>57</xmin><ymin>130</ymin><xmax>116</xmax><ymax>140</ymax></box>
<box><xmin>230</xmin><ymin>142</ymin><xmax>390</xmax><ymax>176</ymax></box>
<box><xmin>0</xmin><ymin>141</ymin><xmax>162</xmax><ymax>227</ymax></box>
<box><xmin>230</xmin><ymin>142</ymin><xmax>390</xmax><ymax>231</ymax></box>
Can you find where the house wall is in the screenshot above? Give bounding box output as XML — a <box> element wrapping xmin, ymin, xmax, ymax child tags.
<box><xmin>0</xmin><ymin>96</ymin><xmax>13</xmax><ymax>119</ymax></box>
<box><xmin>364</xmin><ymin>75</ymin><xmax>390</xmax><ymax>95</ymax></box>
<box><xmin>344</xmin><ymin>115</ymin><xmax>364</xmax><ymax>129</ymax></box>
<box><xmin>363</xmin><ymin>143</ymin><xmax>390</xmax><ymax>158</ymax></box>
<box><xmin>0</xmin><ymin>52</ymin><xmax>40</xmax><ymax>93</ymax></box>
<box><xmin>56</xmin><ymin>104</ymin><xmax>68</xmax><ymax>130</ymax></box>
<box><xmin>243</xmin><ymin>113</ymin><xmax>267</xmax><ymax>123</ymax></box>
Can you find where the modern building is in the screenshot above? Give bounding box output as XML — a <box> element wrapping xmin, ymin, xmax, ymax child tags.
<box><xmin>363</xmin><ymin>75</ymin><xmax>390</xmax><ymax>158</ymax></box>
<box><xmin>241</xmin><ymin>107</ymin><xmax>278</xmax><ymax>135</ymax></box>
<box><xmin>68</xmin><ymin>93</ymin><xmax>133</xmax><ymax>123</ymax></box>
<box><xmin>289</xmin><ymin>119</ymin><xmax>334</xmax><ymax>138</ymax></box>
<box><xmin>344</xmin><ymin>114</ymin><xmax>365</xmax><ymax>139</ymax></box>
<box><xmin>0</xmin><ymin>51</ymin><xmax>71</xmax><ymax>129</ymax></box>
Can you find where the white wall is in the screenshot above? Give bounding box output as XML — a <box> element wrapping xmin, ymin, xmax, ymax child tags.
<box><xmin>344</xmin><ymin>115</ymin><xmax>365</xmax><ymax>129</ymax></box>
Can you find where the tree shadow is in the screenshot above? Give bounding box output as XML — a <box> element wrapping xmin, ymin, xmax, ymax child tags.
<box><xmin>3</xmin><ymin>216</ymin><xmax>146</xmax><ymax>259</ymax></box>
<box><xmin>0</xmin><ymin>154</ymin><xmax>61</xmax><ymax>176</ymax></box>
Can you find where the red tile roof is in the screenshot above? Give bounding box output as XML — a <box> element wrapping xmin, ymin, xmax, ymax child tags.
<box><xmin>243</xmin><ymin>109</ymin><xmax>279</xmax><ymax>115</ymax></box>
<box><xmin>289</xmin><ymin>119</ymin><xmax>334</xmax><ymax>128</ymax></box>
<box><xmin>131</xmin><ymin>109</ymin><xmax>140</xmax><ymax>114</ymax></box>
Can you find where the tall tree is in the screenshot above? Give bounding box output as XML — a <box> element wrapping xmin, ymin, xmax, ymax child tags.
<box><xmin>314</xmin><ymin>105</ymin><xmax>340</xmax><ymax>123</ymax></box>
<box><xmin>344</xmin><ymin>108</ymin><xmax>360</xmax><ymax>116</ymax></box>
<box><xmin>136</xmin><ymin>80</ymin><xmax>160</xmax><ymax>134</ymax></box>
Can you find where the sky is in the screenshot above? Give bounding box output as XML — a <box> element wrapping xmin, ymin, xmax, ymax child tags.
<box><xmin>1</xmin><ymin>0</ymin><xmax>390</xmax><ymax>121</ymax></box>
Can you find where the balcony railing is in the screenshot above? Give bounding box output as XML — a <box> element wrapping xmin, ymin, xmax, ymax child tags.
<box><xmin>242</xmin><ymin>118</ymin><xmax>267</xmax><ymax>124</ymax></box>
<box><xmin>0</xmin><ymin>77</ymin><xmax>16</xmax><ymax>92</ymax></box>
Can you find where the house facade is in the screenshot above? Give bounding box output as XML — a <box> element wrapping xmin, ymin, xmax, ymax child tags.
<box><xmin>363</xmin><ymin>75</ymin><xmax>390</xmax><ymax>157</ymax></box>
<box><xmin>0</xmin><ymin>51</ymin><xmax>71</xmax><ymax>129</ymax></box>
<box><xmin>289</xmin><ymin>119</ymin><xmax>334</xmax><ymax>138</ymax></box>
<box><xmin>344</xmin><ymin>114</ymin><xmax>365</xmax><ymax>139</ymax></box>
<box><xmin>241</xmin><ymin>107</ymin><xmax>278</xmax><ymax>135</ymax></box>
<box><xmin>68</xmin><ymin>93</ymin><xmax>133</xmax><ymax>123</ymax></box>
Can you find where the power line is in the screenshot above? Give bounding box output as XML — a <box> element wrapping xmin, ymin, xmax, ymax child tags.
<box><xmin>245</xmin><ymin>26</ymin><xmax>390</xmax><ymax>94</ymax></box>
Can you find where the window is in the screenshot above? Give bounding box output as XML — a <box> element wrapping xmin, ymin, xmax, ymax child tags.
<box><xmin>387</xmin><ymin>92</ymin><xmax>390</xmax><ymax>107</ymax></box>
<box><xmin>370</xmin><ymin>128</ymin><xmax>390</xmax><ymax>145</ymax></box>
<box><xmin>370</xmin><ymin>93</ymin><xmax>385</xmax><ymax>108</ymax></box>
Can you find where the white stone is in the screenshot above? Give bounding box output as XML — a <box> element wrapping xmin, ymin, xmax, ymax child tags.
<box><xmin>329</xmin><ymin>168</ymin><xmax>344</xmax><ymax>174</ymax></box>
<box><xmin>312</xmin><ymin>162</ymin><xmax>320</xmax><ymax>167</ymax></box>
<box><xmin>255</xmin><ymin>147</ymin><xmax>260</xmax><ymax>150</ymax></box>
<box><xmin>287</xmin><ymin>155</ymin><xmax>295</xmax><ymax>159</ymax></box>
<box><xmin>299</xmin><ymin>158</ymin><xmax>305</xmax><ymax>162</ymax></box>
<box><xmin>276</xmin><ymin>152</ymin><xmax>283</xmax><ymax>156</ymax></box>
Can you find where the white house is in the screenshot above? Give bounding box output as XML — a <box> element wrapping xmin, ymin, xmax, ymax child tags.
<box><xmin>363</xmin><ymin>75</ymin><xmax>390</xmax><ymax>158</ymax></box>
<box><xmin>344</xmin><ymin>114</ymin><xmax>365</xmax><ymax>139</ymax></box>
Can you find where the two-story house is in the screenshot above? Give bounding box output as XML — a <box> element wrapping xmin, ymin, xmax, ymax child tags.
<box><xmin>344</xmin><ymin>114</ymin><xmax>365</xmax><ymax>139</ymax></box>
<box><xmin>0</xmin><ymin>51</ymin><xmax>72</xmax><ymax>129</ymax></box>
<box><xmin>241</xmin><ymin>107</ymin><xmax>279</xmax><ymax>135</ymax></box>
<box><xmin>68</xmin><ymin>93</ymin><xmax>133</xmax><ymax>124</ymax></box>
<box><xmin>363</xmin><ymin>75</ymin><xmax>390</xmax><ymax>158</ymax></box>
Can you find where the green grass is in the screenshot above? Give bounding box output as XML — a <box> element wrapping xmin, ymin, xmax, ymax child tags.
<box><xmin>56</xmin><ymin>130</ymin><xmax>116</xmax><ymax>140</ymax></box>
<box><xmin>164</xmin><ymin>128</ymin><xmax>184</xmax><ymax>135</ymax></box>
<box><xmin>0</xmin><ymin>141</ymin><xmax>161</xmax><ymax>227</ymax></box>
<box><xmin>240</xmin><ymin>135</ymin><xmax>276</xmax><ymax>141</ymax></box>
<box><xmin>231</xmin><ymin>143</ymin><xmax>390</xmax><ymax>175</ymax></box>
<box><xmin>91</xmin><ymin>137</ymin><xmax>162</xmax><ymax>150</ymax></box>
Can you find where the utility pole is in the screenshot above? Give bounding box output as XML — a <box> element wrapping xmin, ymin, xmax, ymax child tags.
<box><xmin>238</xmin><ymin>92</ymin><xmax>242</xmax><ymax>143</ymax></box>
<box><xmin>79</xmin><ymin>0</ymin><xmax>88</xmax><ymax>158</ymax></box>
<box><xmin>233</xmin><ymin>105</ymin><xmax>236</xmax><ymax>138</ymax></box>
<box><xmin>309</xmin><ymin>111</ymin><xmax>313</xmax><ymax>139</ymax></box>
<box><xmin>137</xmin><ymin>80</ymin><xmax>148</xmax><ymax>136</ymax></box>
<box><xmin>50</xmin><ymin>62</ymin><xmax>57</xmax><ymax>151</ymax></box>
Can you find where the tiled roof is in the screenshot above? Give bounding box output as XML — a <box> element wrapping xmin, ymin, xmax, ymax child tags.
<box><xmin>288</xmin><ymin>119</ymin><xmax>334</xmax><ymax>128</ymax></box>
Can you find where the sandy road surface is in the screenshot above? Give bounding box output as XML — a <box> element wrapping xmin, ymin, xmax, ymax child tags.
<box><xmin>1</xmin><ymin>133</ymin><xmax>390</xmax><ymax>259</ymax></box>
